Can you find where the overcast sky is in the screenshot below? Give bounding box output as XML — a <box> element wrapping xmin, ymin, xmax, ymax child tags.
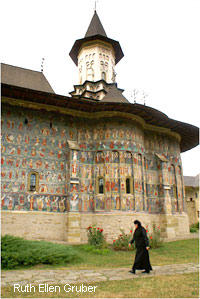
<box><xmin>1</xmin><ymin>0</ymin><xmax>199</xmax><ymax>176</ymax></box>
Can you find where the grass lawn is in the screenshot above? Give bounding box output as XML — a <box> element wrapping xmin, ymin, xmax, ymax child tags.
<box><xmin>32</xmin><ymin>238</ymin><xmax>198</xmax><ymax>270</ymax></box>
<box><xmin>64</xmin><ymin>238</ymin><xmax>199</xmax><ymax>269</ymax></box>
<box><xmin>1</xmin><ymin>237</ymin><xmax>199</xmax><ymax>271</ymax></box>
<box><xmin>1</xmin><ymin>273</ymin><xmax>199</xmax><ymax>298</ymax></box>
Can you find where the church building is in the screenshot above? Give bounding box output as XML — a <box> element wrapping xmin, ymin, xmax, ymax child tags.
<box><xmin>1</xmin><ymin>11</ymin><xmax>199</xmax><ymax>243</ymax></box>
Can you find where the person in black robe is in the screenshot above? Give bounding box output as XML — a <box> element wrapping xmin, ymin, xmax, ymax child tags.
<box><xmin>129</xmin><ymin>220</ymin><xmax>152</xmax><ymax>274</ymax></box>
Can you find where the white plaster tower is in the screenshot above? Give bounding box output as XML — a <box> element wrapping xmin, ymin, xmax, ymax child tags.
<box><xmin>69</xmin><ymin>11</ymin><xmax>125</xmax><ymax>100</ymax></box>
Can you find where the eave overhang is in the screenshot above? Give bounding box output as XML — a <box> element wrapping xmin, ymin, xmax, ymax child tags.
<box><xmin>69</xmin><ymin>35</ymin><xmax>124</xmax><ymax>66</ymax></box>
<box><xmin>1</xmin><ymin>83</ymin><xmax>199</xmax><ymax>153</ymax></box>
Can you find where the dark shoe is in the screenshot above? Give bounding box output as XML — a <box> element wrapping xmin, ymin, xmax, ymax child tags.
<box><xmin>129</xmin><ymin>269</ymin><xmax>135</xmax><ymax>274</ymax></box>
<box><xmin>142</xmin><ymin>270</ymin><xmax>150</xmax><ymax>274</ymax></box>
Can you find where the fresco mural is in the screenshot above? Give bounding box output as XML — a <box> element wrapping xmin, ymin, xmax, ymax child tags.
<box><xmin>1</xmin><ymin>104</ymin><xmax>186</xmax><ymax>214</ymax></box>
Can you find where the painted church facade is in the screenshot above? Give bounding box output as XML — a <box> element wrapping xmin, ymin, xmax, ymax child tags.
<box><xmin>1</xmin><ymin>12</ymin><xmax>199</xmax><ymax>243</ymax></box>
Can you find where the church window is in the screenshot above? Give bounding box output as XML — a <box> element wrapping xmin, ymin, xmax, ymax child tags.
<box><xmin>28</xmin><ymin>171</ymin><xmax>39</xmax><ymax>192</ymax></box>
<box><xmin>126</xmin><ymin>178</ymin><xmax>131</xmax><ymax>194</ymax></box>
<box><xmin>99</xmin><ymin>178</ymin><xmax>104</xmax><ymax>194</ymax></box>
<box><xmin>102</xmin><ymin>72</ymin><xmax>106</xmax><ymax>80</ymax></box>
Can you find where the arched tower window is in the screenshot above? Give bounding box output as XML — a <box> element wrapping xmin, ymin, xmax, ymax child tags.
<box><xmin>102</xmin><ymin>72</ymin><xmax>106</xmax><ymax>81</ymax></box>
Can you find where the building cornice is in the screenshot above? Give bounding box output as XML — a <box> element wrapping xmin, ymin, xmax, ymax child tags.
<box><xmin>2</xmin><ymin>95</ymin><xmax>181</xmax><ymax>142</ymax></box>
<box><xmin>1</xmin><ymin>83</ymin><xmax>198</xmax><ymax>152</ymax></box>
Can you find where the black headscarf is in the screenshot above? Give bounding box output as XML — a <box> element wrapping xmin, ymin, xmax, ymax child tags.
<box><xmin>134</xmin><ymin>220</ymin><xmax>142</xmax><ymax>229</ymax></box>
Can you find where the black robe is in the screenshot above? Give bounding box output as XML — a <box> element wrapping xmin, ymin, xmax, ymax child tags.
<box><xmin>130</xmin><ymin>226</ymin><xmax>152</xmax><ymax>271</ymax></box>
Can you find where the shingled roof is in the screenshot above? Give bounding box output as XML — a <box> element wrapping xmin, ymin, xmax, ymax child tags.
<box><xmin>101</xmin><ymin>85</ymin><xmax>129</xmax><ymax>103</ymax></box>
<box><xmin>1</xmin><ymin>63</ymin><xmax>54</xmax><ymax>93</ymax></box>
<box><xmin>184</xmin><ymin>175</ymin><xmax>199</xmax><ymax>187</ymax></box>
<box><xmin>85</xmin><ymin>11</ymin><xmax>107</xmax><ymax>37</ymax></box>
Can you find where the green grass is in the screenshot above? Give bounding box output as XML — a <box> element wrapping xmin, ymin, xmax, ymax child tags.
<box><xmin>1</xmin><ymin>235</ymin><xmax>199</xmax><ymax>271</ymax></box>
<box><xmin>64</xmin><ymin>238</ymin><xmax>199</xmax><ymax>269</ymax></box>
<box><xmin>1</xmin><ymin>273</ymin><xmax>199</xmax><ymax>298</ymax></box>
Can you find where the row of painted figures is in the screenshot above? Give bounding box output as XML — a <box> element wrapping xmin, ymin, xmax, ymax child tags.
<box><xmin>3</xmin><ymin>116</ymin><xmax>179</xmax><ymax>152</ymax></box>
<box><xmin>1</xmin><ymin>193</ymin><xmax>184</xmax><ymax>213</ymax></box>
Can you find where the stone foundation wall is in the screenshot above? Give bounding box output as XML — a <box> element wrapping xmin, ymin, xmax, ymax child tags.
<box><xmin>1</xmin><ymin>211</ymin><xmax>68</xmax><ymax>241</ymax></box>
<box><xmin>1</xmin><ymin>211</ymin><xmax>190</xmax><ymax>243</ymax></box>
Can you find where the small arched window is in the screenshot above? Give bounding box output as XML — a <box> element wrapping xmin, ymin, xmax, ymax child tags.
<box><xmin>99</xmin><ymin>178</ymin><xmax>104</xmax><ymax>194</ymax></box>
<box><xmin>102</xmin><ymin>72</ymin><xmax>106</xmax><ymax>81</ymax></box>
<box><xmin>28</xmin><ymin>172</ymin><xmax>39</xmax><ymax>192</ymax></box>
<box><xmin>126</xmin><ymin>178</ymin><xmax>131</xmax><ymax>194</ymax></box>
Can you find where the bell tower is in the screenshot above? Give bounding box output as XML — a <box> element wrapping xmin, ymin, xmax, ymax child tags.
<box><xmin>69</xmin><ymin>11</ymin><xmax>124</xmax><ymax>100</ymax></box>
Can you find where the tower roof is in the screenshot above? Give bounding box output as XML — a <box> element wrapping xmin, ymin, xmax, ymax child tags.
<box><xmin>69</xmin><ymin>11</ymin><xmax>124</xmax><ymax>66</ymax></box>
<box><xmin>85</xmin><ymin>11</ymin><xmax>107</xmax><ymax>38</ymax></box>
<box><xmin>101</xmin><ymin>85</ymin><xmax>129</xmax><ymax>103</ymax></box>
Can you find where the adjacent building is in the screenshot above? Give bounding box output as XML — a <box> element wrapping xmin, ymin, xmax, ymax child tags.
<box><xmin>184</xmin><ymin>175</ymin><xmax>199</xmax><ymax>225</ymax></box>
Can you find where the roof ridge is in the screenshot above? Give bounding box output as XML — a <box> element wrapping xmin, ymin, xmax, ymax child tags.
<box><xmin>1</xmin><ymin>63</ymin><xmax>42</xmax><ymax>74</ymax></box>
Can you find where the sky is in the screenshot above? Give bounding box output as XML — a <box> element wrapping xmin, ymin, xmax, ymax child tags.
<box><xmin>1</xmin><ymin>0</ymin><xmax>199</xmax><ymax>176</ymax></box>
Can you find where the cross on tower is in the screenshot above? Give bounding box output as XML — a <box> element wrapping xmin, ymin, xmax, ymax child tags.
<box><xmin>94</xmin><ymin>0</ymin><xmax>98</xmax><ymax>12</ymax></box>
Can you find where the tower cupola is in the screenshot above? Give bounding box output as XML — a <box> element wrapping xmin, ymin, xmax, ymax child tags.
<box><xmin>69</xmin><ymin>11</ymin><xmax>125</xmax><ymax>101</ymax></box>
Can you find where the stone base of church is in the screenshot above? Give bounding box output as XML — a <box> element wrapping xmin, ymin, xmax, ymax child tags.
<box><xmin>1</xmin><ymin>211</ymin><xmax>190</xmax><ymax>243</ymax></box>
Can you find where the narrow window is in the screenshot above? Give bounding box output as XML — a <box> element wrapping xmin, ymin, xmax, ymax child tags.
<box><xmin>102</xmin><ymin>72</ymin><xmax>106</xmax><ymax>80</ymax></box>
<box><xmin>28</xmin><ymin>172</ymin><xmax>39</xmax><ymax>192</ymax></box>
<box><xmin>99</xmin><ymin>178</ymin><xmax>104</xmax><ymax>194</ymax></box>
<box><xmin>126</xmin><ymin>178</ymin><xmax>131</xmax><ymax>194</ymax></box>
<box><xmin>30</xmin><ymin>173</ymin><xmax>36</xmax><ymax>191</ymax></box>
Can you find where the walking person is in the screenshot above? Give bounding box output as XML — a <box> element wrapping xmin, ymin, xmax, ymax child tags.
<box><xmin>129</xmin><ymin>220</ymin><xmax>152</xmax><ymax>274</ymax></box>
